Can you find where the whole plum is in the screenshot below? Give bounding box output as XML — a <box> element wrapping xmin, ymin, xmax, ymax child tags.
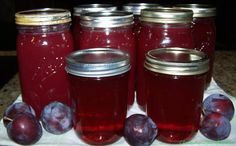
<box><xmin>203</xmin><ymin>94</ymin><xmax>235</xmax><ymax>121</ymax></box>
<box><xmin>6</xmin><ymin>113</ymin><xmax>42</xmax><ymax>145</ymax></box>
<box><xmin>3</xmin><ymin>102</ymin><xmax>35</xmax><ymax>127</ymax></box>
<box><xmin>200</xmin><ymin>112</ymin><xmax>231</xmax><ymax>141</ymax></box>
<box><xmin>41</xmin><ymin>101</ymin><xmax>73</xmax><ymax>134</ymax></box>
<box><xmin>124</xmin><ymin>114</ymin><xmax>158</xmax><ymax>146</ymax></box>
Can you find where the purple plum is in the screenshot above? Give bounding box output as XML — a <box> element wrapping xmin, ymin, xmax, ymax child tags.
<box><xmin>40</xmin><ymin>101</ymin><xmax>73</xmax><ymax>134</ymax></box>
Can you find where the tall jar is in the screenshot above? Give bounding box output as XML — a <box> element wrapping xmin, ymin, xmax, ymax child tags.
<box><xmin>79</xmin><ymin>11</ymin><xmax>136</xmax><ymax>108</ymax></box>
<box><xmin>175</xmin><ymin>4</ymin><xmax>216</xmax><ymax>88</ymax></box>
<box><xmin>65</xmin><ymin>48</ymin><xmax>130</xmax><ymax>145</ymax></box>
<box><xmin>144</xmin><ymin>48</ymin><xmax>209</xmax><ymax>143</ymax></box>
<box><xmin>122</xmin><ymin>3</ymin><xmax>160</xmax><ymax>36</ymax></box>
<box><xmin>15</xmin><ymin>8</ymin><xmax>74</xmax><ymax>118</ymax></box>
<box><xmin>73</xmin><ymin>4</ymin><xmax>117</xmax><ymax>50</ymax></box>
<box><xmin>137</xmin><ymin>8</ymin><xmax>194</xmax><ymax>111</ymax></box>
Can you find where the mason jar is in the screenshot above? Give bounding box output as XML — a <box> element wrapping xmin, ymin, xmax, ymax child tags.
<box><xmin>144</xmin><ymin>48</ymin><xmax>209</xmax><ymax>143</ymax></box>
<box><xmin>122</xmin><ymin>3</ymin><xmax>160</xmax><ymax>36</ymax></box>
<box><xmin>15</xmin><ymin>8</ymin><xmax>74</xmax><ymax>118</ymax></box>
<box><xmin>72</xmin><ymin>4</ymin><xmax>117</xmax><ymax>50</ymax></box>
<box><xmin>175</xmin><ymin>4</ymin><xmax>216</xmax><ymax>88</ymax></box>
<box><xmin>79</xmin><ymin>11</ymin><xmax>136</xmax><ymax>108</ymax></box>
<box><xmin>65</xmin><ymin>48</ymin><xmax>130</xmax><ymax>145</ymax></box>
<box><xmin>137</xmin><ymin>8</ymin><xmax>194</xmax><ymax>111</ymax></box>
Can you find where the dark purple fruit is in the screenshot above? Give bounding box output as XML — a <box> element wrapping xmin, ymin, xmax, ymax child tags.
<box><xmin>40</xmin><ymin>101</ymin><xmax>73</xmax><ymax>134</ymax></box>
<box><xmin>124</xmin><ymin>114</ymin><xmax>158</xmax><ymax>146</ymax></box>
<box><xmin>6</xmin><ymin>113</ymin><xmax>42</xmax><ymax>145</ymax></box>
<box><xmin>3</xmin><ymin>102</ymin><xmax>35</xmax><ymax>127</ymax></box>
<box><xmin>200</xmin><ymin>112</ymin><xmax>231</xmax><ymax>141</ymax></box>
<box><xmin>203</xmin><ymin>94</ymin><xmax>235</xmax><ymax>121</ymax></box>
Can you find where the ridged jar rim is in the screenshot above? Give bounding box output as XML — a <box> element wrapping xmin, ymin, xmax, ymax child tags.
<box><xmin>144</xmin><ymin>48</ymin><xmax>209</xmax><ymax>75</ymax></box>
<box><xmin>73</xmin><ymin>4</ymin><xmax>117</xmax><ymax>16</ymax></box>
<box><xmin>65</xmin><ymin>48</ymin><xmax>131</xmax><ymax>77</ymax></box>
<box><xmin>174</xmin><ymin>4</ymin><xmax>216</xmax><ymax>17</ymax></box>
<box><xmin>15</xmin><ymin>8</ymin><xmax>71</xmax><ymax>26</ymax></box>
<box><xmin>140</xmin><ymin>7</ymin><xmax>193</xmax><ymax>23</ymax></box>
<box><xmin>122</xmin><ymin>3</ymin><xmax>160</xmax><ymax>15</ymax></box>
<box><xmin>80</xmin><ymin>11</ymin><xmax>134</xmax><ymax>28</ymax></box>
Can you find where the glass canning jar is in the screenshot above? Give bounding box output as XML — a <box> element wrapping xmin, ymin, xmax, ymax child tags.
<box><xmin>175</xmin><ymin>4</ymin><xmax>216</xmax><ymax>88</ymax></box>
<box><xmin>79</xmin><ymin>11</ymin><xmax>136</xmax><ymax>108</ymax></box>
<box><xmin>72</xmin><ymin>4</ymin><xmax>117</xmax><ymax>50</ymax></box>
<box><xmin>144</xmin><ymin>48</ymin><xmax>209</xmax><ymax>143</ymax></box>
<box><xmin>122</xmin><ymin>3</ymin><xmax>160</xmax><ymax>37</ymax></box>
<box><xmin>65</xmin><ymin>48</ymin><xmax>130</xmax><ymax>145</ymax></box>
<box><xmin>15</xmin><ymin>8</ymin><xmax>74</xmax><ymax>118</ymax></box>
<box><xmin>137</xmin><ymin>8</ymin><xmax>194</xmax><ymax>111</ymax></box>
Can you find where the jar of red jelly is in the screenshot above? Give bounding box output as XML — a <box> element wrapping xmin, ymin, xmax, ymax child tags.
<box><xmin>144</xmin><ymin>47</ymin><xmax>209</xmax><ymax>143</ymax></box>
<box><xmin>122</xmin><ymin>3</ymin><xmax>160</xmax><ymax>36</ymax></box>
<box><xmin>137</xmin><ymin>8</ymin><xmax>194</xmax><ymax>111</ymax></box>
<box><xmin>65</xmin><ymin>48</ymin><xmax>130</xmax><ymax>145</ymax></box>
<box><xmin>175</xmin><ymin>4</ymin><xmax>216</xmax><ymax>88</ymax></box>
<box><xmin>79</xmin><ymin>11</ymin><xmax>136</xmax><ymax>108</ymax></box>
<box><xmin>73</xmin><ymin>4</ymin><xmax>117</xmax><ymax>50</ymax></box>
<box><xmin>15</xmin><ymin>8</ymin><xmax>74</xmax><ymax>118</ymax></box>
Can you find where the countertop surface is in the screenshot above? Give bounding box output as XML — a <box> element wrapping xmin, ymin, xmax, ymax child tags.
<box><xmin>0</xmin><ymin>50</ymin><xmax>236</xmax><ymax>118</ymax></box>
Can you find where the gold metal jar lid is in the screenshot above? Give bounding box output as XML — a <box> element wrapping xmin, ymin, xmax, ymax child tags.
<box><xmin>80</xmin><ymin>11</ymin><xmax>133</xmax><ymax>28</ymax></box>
<box><xmin>144</xmin><ymin>48</ymin><xmax>209</xmax><ymax>76</ymax></box>
<box><xmin>122</xmin><ymin>3</ymin><xmax>160</xmax><ymax>15</ymax></box>
<box><xmin>174</xmin><ymin>4</ymin><xmax>216</xmax><ymax>17</ymax></box>
<box><xmin>73</xmin><ymin>4</ymin><xmax>117</xmax><ymax>16</ymax></box>
<box><xmin>140</xmin><ymin>7</ymin><xmax>193</xmax><ymax>23</ymax></box>
<box><xmin>15</xmin><ymin>8</ymin><xmax>71</xmax><ymax>26</ymax></box>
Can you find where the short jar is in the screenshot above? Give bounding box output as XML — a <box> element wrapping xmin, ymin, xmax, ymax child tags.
<box><xmin>72</xmin><ymin>4</ymin><xmax>117</xmax><ymax>50</ymax></box>
<box><xmin>65</xmin><ymin>48</ymin><xmax>130</xmax><ymax>145</ymax></box>
<box><xmin>137</xmin><ymin>8</ymin><xmax>194</xmax><ymax>111</ymax></box>
<box><xmin>175</xmin><ymin>4</ymin><xmax>216</xmax><ymax>87</ymax></box>
<box><xmin>144</xmin><ymin>48</ymin><xmax>209</xmax><ymax>143</ymax></box>
<box><xmin>79</xmin><ymin>11</ymin><xmax>136</xmax><ymax>108</ymax></box>
<box><xmin>15</xmin><ymin>8</ymin><xmax>74</xmax><ymax>118</ymax></box>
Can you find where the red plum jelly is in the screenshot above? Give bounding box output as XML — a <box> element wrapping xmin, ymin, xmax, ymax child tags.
<box><xmin>137</xmin><ymin>8</ymin><xmax>194</xmax><ymax>111</ymax></box>
<box><xmin>144</xmin><ymin>48</ymin><xmax>209</xmax><ymax>143</ymax></box>
<box><xmin>78</xmin><ymin>11</ymin><xmax>136</xmax><ymax>108</ymax></box>
<box><xmin>72</xmin><ymin>4</ymin><xmax>117</xmax><ymax>50</ymax></box>
<box><xmin>15</xmin><ymin>8</ymin><xmax>74</xmax><ymax>118</ymax></box>
<box><xmin>175</xmin><ymin>4</ymin><xmax>216</xmax><ymax>87</ymax></box>
<box><xmin>65</xmin><ymin>48</ymin><xmax>130</xmax><ymax>145</ymax></box>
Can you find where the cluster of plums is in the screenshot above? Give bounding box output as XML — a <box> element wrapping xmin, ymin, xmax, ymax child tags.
<box><xmin>3</xmin><ymin>101</ymin><xmax>73</xmax><ymax>145</ymax></box>
<box><xmin>2</xmin><ymin>93</ymin><xmax>235</xmax><ymax>145</ymax></box>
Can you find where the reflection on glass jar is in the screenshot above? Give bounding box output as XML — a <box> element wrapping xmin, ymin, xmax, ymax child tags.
<box><xmin>144</xmin><ymin>48</ymin><xmax>209</xmax><ymax>143</ymax></box>
<box><xmin>175</xmin><ymin>4</ymin><xmax>216</xmax><ymax>88</ymax></box>
<box><xmin>78</xmin><ymin>11</ymin><xmax>136</xmax><ymax>108</ymax></box>
<box><xmin>137</xmin><ymin>8</ymin><xmax>194</xmax><ymax>111</ymax></box>
<box><xmin>65</xmin><ymin>48</ymin><xmax>130</xmax><ymax>145</ymax></box>
<box><xmin>15</xmin><ymin>8</ymin><xmax>74</xmax><ymax>118</ymax></box>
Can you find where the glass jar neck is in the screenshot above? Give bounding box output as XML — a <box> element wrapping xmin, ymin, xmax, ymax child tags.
<box><xmin>17</xmin><ymin>23</ymin><xmax>71</xmax><ymax>34</ymax></box>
